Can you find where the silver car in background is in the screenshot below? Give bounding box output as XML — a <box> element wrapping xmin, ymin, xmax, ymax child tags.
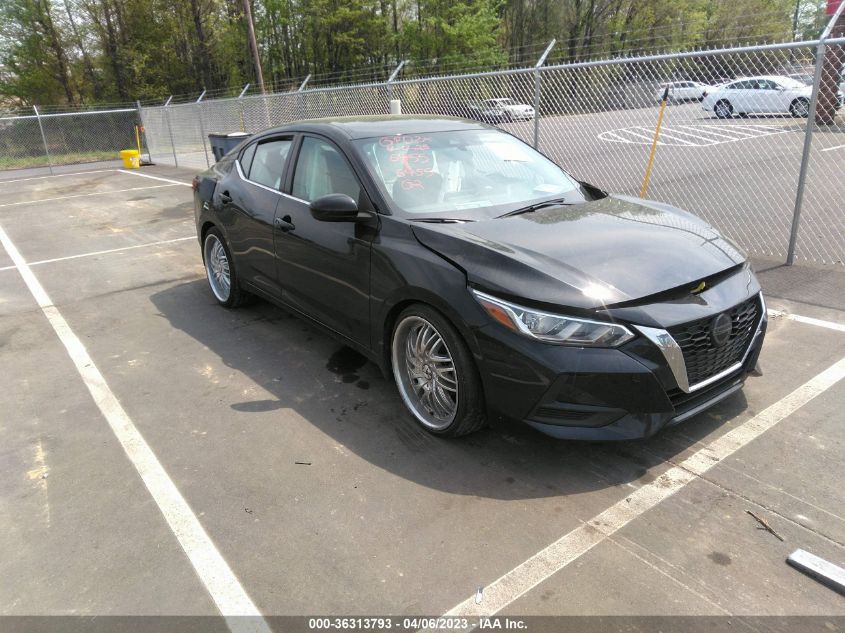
<box><xmin>657</xmin><ymin>80</ymin><xmax>710</xmax><ymax>102</ymax></box>
<box><xmin>481</xmin><ymin>98</ymin><xmax>535</xmax><ymax>120</ymax></box>
<box><xmin>702</xmin><ymin>75</ymin><xmax>843</xmax><ymax>118</ymax></box>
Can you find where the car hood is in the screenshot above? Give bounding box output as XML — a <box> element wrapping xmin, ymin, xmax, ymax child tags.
<box><xmin>411</xmin><ymin>195</ymin><xmax>745</xmax><ymax>310</ymax></box>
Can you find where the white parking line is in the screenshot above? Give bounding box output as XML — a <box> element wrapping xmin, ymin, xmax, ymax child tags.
<box><xmin>0</xmin><ymin>224</ymin><xmax>270</xmax><ymax>633</ymax></box>
<box><xmin>0</xmin><ymin>236</ymin><xmax>195</xmax><ymax>273</ymax></box>
<box><xmin>821</xmin><ymin>143</ymin><xmax>845</xmax><ymax>153</ymax></box>
<box><xmin>441</xmin><ymin>355</ymin><xmax>845</xmax><ymax>620</ymax></box>
<box><xmin>0</xmin><ymin>168</ymin><xmax>118</xmax><ymax>185</ymax></box>
<box><xmin>606</xmin><ymin>128</ymin><xmax>667</xmax><ymax>144</ymax></box>
<box><xmin>599</xmin><ymin>124</ymin><xmax>793</xmax><ymax>147</ymax></box>
<box><xmin>768</xmin><ymin>309</ymin><xmax>845</xmax><ymax>333</ymax></box>
<box><xmin>649</xmin><ymin>127</ymin><xmax>723</xmax><ymax>144</ymax></box>
<box><xmin>598</xmin><ymin>131</ymin><xmax>640</xmax><ymax>144</ymax></box>
<box><xmin>633</xmin><ymin>127</ymin><xmax>698</xmax><ymax>146</ymax></box>
<box><xmin>117</xmin><ymin>169</ymin><xmax>193</xmax><ymax>187</ymax></box>
<box><xmin>0</xmin><ymin>184</ymin><xmax>180</xmax><ymax>208</ymax></box>
<box><xmin>675</xmin><ymin>125</ymin><xmax>755</xmax><ymax>141</ymax></box>
<box><xmin>694</xmin><ymin>126</ymin><xmax>760</xmax><ymax>138</ymax></box>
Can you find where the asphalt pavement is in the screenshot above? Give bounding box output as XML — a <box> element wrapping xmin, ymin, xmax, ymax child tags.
<box><xmin>1</xmin><ymin>166</ymin><xmax>844</xmax><ymax>630</ymax></box>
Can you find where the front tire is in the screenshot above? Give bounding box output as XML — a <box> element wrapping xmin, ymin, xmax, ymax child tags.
<box><xmin>203</xmin><ymin>228</ymin><xmax>252</xmax><ymax>308</ymax></box>
<box><xmin>714</xmin><ymin>100</ymin><xmax>733</xmax><ymax>119</ymax></box>
<box><xmin>790</xmin><ymin>98</ymin><xmax>810</xmax><ymax>118</ymax></box>
<box><xmin>391</xmin><ymin>305</ymin><xmax>486</xmax><ymax>437</ymax></box>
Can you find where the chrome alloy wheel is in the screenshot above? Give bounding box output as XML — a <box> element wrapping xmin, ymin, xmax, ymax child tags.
<box><xmin>204</xmin><ymin>233</ymin><xmax>231</xmax><ymax>302</ymax></box>
<box><xmin>392</xmin><ymin>316</ymin><xmax>458</xmax><ymax>430</ymax></box>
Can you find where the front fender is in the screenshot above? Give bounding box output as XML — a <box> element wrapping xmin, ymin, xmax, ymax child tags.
<box><xmin>369</xmin><ymin>219</ymin><xmax>488</xmax><ymax>372</ymax></box>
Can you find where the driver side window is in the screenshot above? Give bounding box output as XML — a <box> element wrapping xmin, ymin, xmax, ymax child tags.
<box><xmin>291</xmin><ymin>137</ymin><xmax>362</xmax><ymax>203</ymax></box>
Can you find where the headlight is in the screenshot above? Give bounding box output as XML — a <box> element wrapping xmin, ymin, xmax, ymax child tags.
<box><xmin>471</xmin><ymin>289</ymin><xmax>634</xmax><ymax>347</ymax></box>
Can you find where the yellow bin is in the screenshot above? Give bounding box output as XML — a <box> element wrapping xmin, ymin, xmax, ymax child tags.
<box><xmin>120</xmin><ymin>149</ymin><xmax>140</xmax><ymax>169</ymax></box>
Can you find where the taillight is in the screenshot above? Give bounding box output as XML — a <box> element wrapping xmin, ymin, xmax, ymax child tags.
<box><xmin>702</xmin><ymin>91</ymin><xmax>708</xmax><ymax>98</ymax></box>
<box><xmin>192</xmin><ymin>177</ymin><xmax>199</xmax><ymax>192</ymax></box>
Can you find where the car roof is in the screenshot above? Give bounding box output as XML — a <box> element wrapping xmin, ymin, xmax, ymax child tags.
<box><xmin>256</xmin><ymin>115</ymin><xmax>490</xmax><ymax>141</ymax></box>
<box><xmin>729</xmin><ymin>75</ymin><xmax>797</xmax><ymax>82</ymax></box>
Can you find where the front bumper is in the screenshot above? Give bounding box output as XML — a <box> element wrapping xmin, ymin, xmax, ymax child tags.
<box><xmin>472</xmin><ymin>275</ymin><xmax>766</xmax><ymax>440</ymax></box>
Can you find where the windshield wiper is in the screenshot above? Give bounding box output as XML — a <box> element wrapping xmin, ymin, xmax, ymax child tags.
<box><xmin>496</xmin><ymin>198</ymin><xmax>571</xmax><ymax>219</ymax></box>
<box><xmin>409</xmin><ymin>218</ymin><xmax>474</xmax><ymax>224</ymax></box>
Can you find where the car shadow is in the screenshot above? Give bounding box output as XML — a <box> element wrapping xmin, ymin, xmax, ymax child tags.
<box><xmin>151</xmin><ymin>280</ymin><xmax>750</xmax><ymax>501</ymax></box>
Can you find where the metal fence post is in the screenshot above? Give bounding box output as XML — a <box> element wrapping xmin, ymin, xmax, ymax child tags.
<box><xmin>238</xmin><ymin>83</ymin><xmax>250</xmax><ymax>132</ymax></box>
<box><xmin>162</xmin><ymin>95</ymin><xmax>179</xmax><ymax>168</ymax></box>
<box><xmin>196</xmin><ymin>90</ymin><xmax>210</xmax><ymax>167</ymax></box>
<box><xmin>386</xmin><ymin>61</ymin><xmax>406</xmax><ymax>108</ymax></box>
<box><xmin>297</xmin><ymin>74</ymin><xmax>311</xmax><ymax>121</ymax></box>
<box><xmin>135</xmin><ymin>100</ymin><xmax>146</xmax><ymax>161</ymax></box>
<box><xmin>33</xmin><ymin>106</ymin><xmax>54</xmax><ymax>175</ymax></box>
<box><xmin>786</xmin><ymin>2</ymin><xmax>844</xmax><ymax>265</ymax></box>
<box><xmin>533</xmin><ymin>40</ymin><xmax>556</xmax><ymax>149</ymax></box>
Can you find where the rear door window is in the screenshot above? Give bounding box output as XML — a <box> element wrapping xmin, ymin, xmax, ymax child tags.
<box><xmin>249</xmin><ymin>139</ymin><xmax>293</xmax><ymax>190</ymax></box>
<box><xmin>240</xmin><ymin>143</ymin><xmax>257</xmax><ymax>177</ymax></box>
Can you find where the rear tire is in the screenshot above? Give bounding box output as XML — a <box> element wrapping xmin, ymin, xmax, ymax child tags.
<box><xmin>203</xmin><ymin>228</ymin><xmax>252</xmax><ymax>308</ymax></box>
<box><xmin>714</xmin><ymin>100</ymin><xmax>733</xmax><ymax>119</ymax></box>
<box><xmin>390</xmin><ymin>304</ymin><xmax>487</xmax><ymax>437</ymax></box>
<box><xmin>790</xmin><ymin>98</ymin><xmax>810</xmax><ymax>118</ymax></box>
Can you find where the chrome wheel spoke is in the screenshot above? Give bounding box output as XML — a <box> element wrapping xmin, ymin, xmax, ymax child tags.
<box><xmin>420</xmin><ymin>387</ymin><xmax>436</xmax><ymax>415</ymax></box>
<box><xmin>432</xmin><ymin>383</ymin><xmax>454</xmax><ymax>415</ymax></box>
<box><xmin>204</xmin><ymin>236</ymin><xmax>232</xmax><ymax>302</ymax></box>
<box><xmin>416</xmin><ymin>325</ymin><xmax>431</xmax><ymax>357</ymax></box>
<box><xmin>406</xmin><ymin>334</ymin><xmax>419</xmax><ymax>364</ymax></box>
<box><xmin>435</xmin><ymin>368</ymin><xmax>457</xmax><ymax>390</ymax></box>
<box><xmin>392</xmin><ymin>316</ymin><xmax>459</xmax><ymax>430</ymax></box>
<box><xmin>421</xmin><ymin>328</ymin><xmax>439</xmax><ymax>355</ymax></box>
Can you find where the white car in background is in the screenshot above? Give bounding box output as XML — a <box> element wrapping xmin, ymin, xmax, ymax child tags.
<box><xmin>702</xmin><ymin>75</ymin><xmax>843</xmax><ymax>118</ymax></box>
<box><xmin>481</xmin><ymin>98</ymin><xmax>535</xmax><ymax>120</ymax></box>
<box><xmin>656</xmin><ymin>81</ymin><xmax>710</xmax><ymax>102</ymax></box>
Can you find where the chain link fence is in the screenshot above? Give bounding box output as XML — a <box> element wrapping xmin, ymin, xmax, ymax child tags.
<box><xmin>0</xmin><ymin>106</ymin><xmax>140</xmax><ymax>171</ymax></box>
<box><xmin>136</xmin><ymin>37</ymin><xmax>844</xmax><ymax>267</ymax></box>
<box><xmin>1</xmin><ymin>32</ymin><xmax>842</xmax><ymax>267</ymax></box>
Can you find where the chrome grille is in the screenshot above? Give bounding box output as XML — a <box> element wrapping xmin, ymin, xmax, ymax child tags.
<box><xmin>667</xmin><ymin>296</ymin><xmax>761</xmax><ymax>387</ymax></box>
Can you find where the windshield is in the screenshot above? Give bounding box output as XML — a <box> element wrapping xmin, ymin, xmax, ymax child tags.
<box><xmin>353</xmin><ymin>129</ymin><xmax>581</xmax><ymax>217</ymax></box>
<box><xmin>492</xmin><ymin>98</ymin><xmax>516</xmax><ymax>105</ymax></box>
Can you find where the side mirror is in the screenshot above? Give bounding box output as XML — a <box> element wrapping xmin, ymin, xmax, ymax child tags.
<box><xmin>309</xmin><ymin>194</ymin><xmax>359</xmax><ymax>222</ymax></box>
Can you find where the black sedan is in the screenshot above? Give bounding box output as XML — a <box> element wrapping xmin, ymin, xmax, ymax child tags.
<box><xmin>192</xmin><ymin>116</ymin><xmax>766</xmax><ymax>440</ymax></box>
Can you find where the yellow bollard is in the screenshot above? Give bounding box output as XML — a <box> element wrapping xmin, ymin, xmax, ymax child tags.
<box><xmin>640</xmin><ymin>85</ymin><xmax>670</xmax><ymax>198</ymax></box>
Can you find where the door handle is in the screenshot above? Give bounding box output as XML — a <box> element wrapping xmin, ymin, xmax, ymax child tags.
<box><xmin>220</xmin><ymin>190</ymin><xmax>232</xmax><ymax>204</ymax></box>
<box><xmin>275</xmin><ymin>215</ymin><xmax>295</xmax><ymax>232</ymax></box>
